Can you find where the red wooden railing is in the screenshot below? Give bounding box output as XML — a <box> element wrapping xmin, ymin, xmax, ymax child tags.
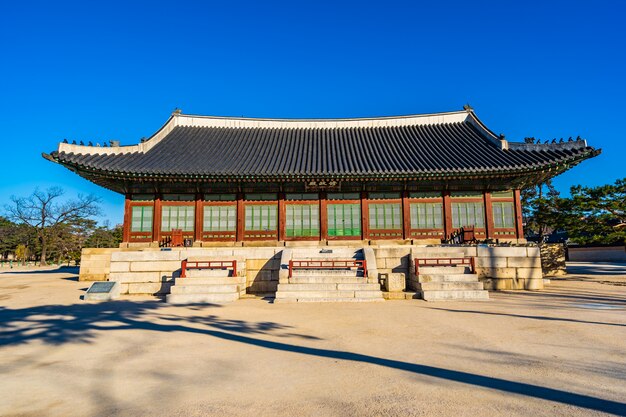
<box><xmin>414</xmin><ymin>257</ymin><xmax>475</xmax><ymax>277</ymax></box>
<box><xmin>288</xmin><ymin>259</ymin><xmax>367</xmax><ymax>279</ymax></box>
<box><xmin>180</xmin><ymin>259</ymin><xmax>237</xmax><ymax>278</ymax></box>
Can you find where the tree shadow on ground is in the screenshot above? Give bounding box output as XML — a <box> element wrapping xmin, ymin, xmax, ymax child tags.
<box><xmin>497</xmin><ymin>288</ymin><xmax>626</xmax><ymax>305</ymax></box>
<box><xmin>0</xmin><ymin>266</ymin><xmax>80</xmax><ymax>275</ymax></box>
<box><xmin>566</xmin><ymin>263</ymin><xmax>626</xmax><ymax>276</ymax></box>
<box><xmin>1</xmin><ymin>301</ymin><xmax>625</xmax><ymax>415</ymax></box>
<box><xmin>428</xmin><ymin>307</ymin><xmax>626</xmax><ymax>327</ymax></box>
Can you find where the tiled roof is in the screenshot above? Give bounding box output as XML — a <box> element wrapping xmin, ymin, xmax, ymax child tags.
<box><xmin>46</xmin><ymin>110</ymin><xmax>600</xmax><ymax>182</ymax></box>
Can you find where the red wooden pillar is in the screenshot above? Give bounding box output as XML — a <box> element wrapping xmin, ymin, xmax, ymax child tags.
<box><xmin>320</xmin><ymin>192</ymin><xmax>328</xmax><ymax>241</ymax></box>
<box><xmin>361</xmin><ymin>191</ymin><xmax>369</xmax><ymax>240</ymax></box>
<box><xmin>153</xmin><ymin>195</ymin><xmax>162</xmax><ymax>243</ymax></box>
<box><xmin>484</xmin><ymin>191</ymin><xmax>494</xmax><ymax>239</ymax></box>
<box><xmin>122</xmin><ymin>194</ymin><xmax>131</xmax><ymax>243</ymax></box>
<box><xmin>278</xmin><ymin>192</ymin><xmax>286</xmax><ymax>242</ymax></box>
<box><xmin>443</xmin><ymin>191</ymin><xmax>453</xmax><ymax>238</ymax></box>
<box><xmin>513</xmin><ymin>189</ymin><xmax>524</xmax><ymax>239</ymax></box>
<box><xmin>194</xmin><ymin>194</ymin><xmax>203</xmax><ymax>242</ymax></box>
<box><xmin>402</xmin><ymin>191</ymin><xmax>411</xmax><ymax>240</ymax></box>
<box><xmin>236</xmin><ymin>193</ymin><xmax>244</xmax><ymax>242</ymax></box>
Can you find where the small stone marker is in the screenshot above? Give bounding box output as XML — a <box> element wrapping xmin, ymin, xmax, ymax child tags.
<box><xmin>84</xmin><ymin>281</ymin><xmax>120</xmax><ymax>301</ymax></box>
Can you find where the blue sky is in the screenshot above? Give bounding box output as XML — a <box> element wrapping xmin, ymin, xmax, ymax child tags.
<box><xmin>1</xmin><ymin>0</ymin><xmax>624</xmax><ymax>226</ymax></box>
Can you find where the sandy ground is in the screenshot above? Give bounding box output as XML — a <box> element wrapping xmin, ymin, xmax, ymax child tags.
<box><xmin>1</xmin><ymin>263</ymin><xmax>625</xmax><ymax>417</ymax></box>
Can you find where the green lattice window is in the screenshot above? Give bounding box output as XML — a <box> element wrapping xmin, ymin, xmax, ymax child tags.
<box><xmin>491</xmin><ymin>190</ymin><xmax>514</xmax><ymax>198</ymax></box>
<box><xmin>203</xmin><ymin>205</ymin><xmax>236</xmax><ymax>231</ymax></box>
<box><xmin>492</xmin><ymin>202</ymin><xmax>515</xmax><ymax>228</ymax></box>
<box><xmin>451</xmin><ymin>202</ymin><xmax>484</xmax><ymax>228</ymax></box>
<box><xmin>327</xmin><ymin>204</ymin><xmax>361</xmax><ymax>237</ymax></box>
<box><xmin>410</xmin><ymin>203</ymin><xmax>443</xmax><ymax>229</ymax></box>
<box><xmin>244</xmin><ymin>205</ymin><xmax>277</xmax><ymax>231</ymax></box>
<box><xmin>286</xmin><ymin>204</ymin><xmax>319</xmax><ymax>237</ymax></box>
<box><xmin>131</xmin><ymin>206</ymin><xmax>153</xmax><ymax>232</ymax></box>
<box><xmin>161</xmin><ymin>205</ymin><xmax>195</xmax><ymax>231</ymax></box>
<box><xmin>369</xmin><ymin>203</ymin><xmax>402</xmax><ymax>230</ymax></box>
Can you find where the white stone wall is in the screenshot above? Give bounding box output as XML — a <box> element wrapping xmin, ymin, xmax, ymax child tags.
<box><xmin>81</xmin><ymin>244</ymin><xmax>544</xmax><ymax>296</ymax></box>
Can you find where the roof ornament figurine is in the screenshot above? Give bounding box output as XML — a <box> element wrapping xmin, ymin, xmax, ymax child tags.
<box><xmin>463</xmin><ymin>104</ymin><xmax>473</xmax><ymax>111</ymax></box>
<box><xmin>72</xmin><ymin>140</ymin><xmax>76</xmax><ymax>145</ymax></box>
<box><xmin>62</xmin><ymin>138</ymin><xmax>68</xmax><ymax>143</ymax></box>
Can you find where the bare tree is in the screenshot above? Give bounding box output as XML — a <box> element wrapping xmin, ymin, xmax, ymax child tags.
<box><xmin>5</xmin><ymin>187</ymin><xmax>101</xmax><ymax>266</ymax></box>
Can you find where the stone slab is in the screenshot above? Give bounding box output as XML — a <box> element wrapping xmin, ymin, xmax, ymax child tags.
<box><xmin>84</xmin><ymin>281</ymin><xmax>120</xmax><ymax>301</ymax></box>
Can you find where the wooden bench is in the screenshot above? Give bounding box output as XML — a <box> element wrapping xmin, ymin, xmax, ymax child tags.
<box><xmin>288</xmin><ymin>259</ymin><xmax>367</xmax><ymax>279</ymax></box>
<box><xmin>180</xmin><ymin>259</ymin><xmax>237</xmax><ymax>278</ymax></box>
<box><xmin>414</xmin><ymin>257</ymin><xmax>475</xmax><ymax>277</ymax></box>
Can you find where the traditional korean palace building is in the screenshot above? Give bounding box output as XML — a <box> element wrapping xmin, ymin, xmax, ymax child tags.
<box><xmin>45</xmin><ymin>107</ymin><xmax>599</xmax><ymax>302</ymax></box>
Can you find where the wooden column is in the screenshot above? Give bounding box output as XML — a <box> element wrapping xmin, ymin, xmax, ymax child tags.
<box><xmin>122</xmin><ymin>195</ymin><xmax>131</xmax><ymax>243</ymax></box>
<box><xmin>443</xmin><ymin>191</ymin><xmax>453</xmax><ymax>238</ymax></box>
<box><xmin>360</xmin><ymin>191</ymin><xmax>369</xmax><ymax>241</ymax></box>
<box><xmin>402</xmin><ymin>191</ymin><xmax>411</xmax><ymax>240</ymax></box>
<box><xmin>513</xmin><ymin>189</ymin><xmax>524</xmax><ymax>239</ymax></box>
<box><xmin>320</xmin><ymin>192</ymin><xmax>328</xmax><ymax>241</ymax></box>
<box><xmin>278</xmin><ymin>192</ymin><xmax>286</xmax><ymax>242</ymax></box>
<box><xmin>194</xmin><ymin>194</ymin><xmax>203</xmax><ymax>242</ymax></box>
<box><xmin>236</xmin><ymin>193</ymin><xmax>244</xmax><ymax>242</ymax></box>
<box><xmin>484</xmin><ymin>191</ymin><xmax>494</xmax><ymax>239</ymax></box>
<box><xmin>152</xmin><ymin>195</ymin><xmax>162</xmax><ymax>243</ymax></box>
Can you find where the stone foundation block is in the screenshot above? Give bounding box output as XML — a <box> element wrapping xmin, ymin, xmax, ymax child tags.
<box><xmin>79</xmin><ymin>273</ymin><xmax>107</xmax><ymax>281</ymax></box>
<box><xmin>112</xmin><ymin>250</ymin><xmax>181</xmax><ymax>262</ymax></box>
<box><xmin>109</xmin><ymin>262</ymin><xmax>130</xmax><ymax>272</ymax></box>
<box><xmin>477</xmin><ymin>246</ymin><xmax>527</xmax><ymax>258</ymax></box>
<box><xmin>384</xmin><ymin>272</ymin><xmax>406</xmax><ymax>292</ymax></box>
<box><xmin>108</xmin><ymin>271</ymin><xmax>161</xmax><ymax>283</ymax></box>
<box><xmin>130</xmin><ymin>261</ymin><xmax>181</xmax><ymax>272</ymax></box>
<box><xmin>516</xmin><ymin>267</ymin><xmax>543</xmax><ymax>279</ymax></box>
<box><xmin>246</xmin><ymin>259</ymin><xmax>279</xmax><ymax>270</ymax></box>
<box><xmin>247</xmin><ymin>269</ymin><xmax>276</xmax><ymax>282</ymax></box>
<box><xmin>127</xmin><ymin>282</ymin><xmax>172</xmax><ymax>294</ymax></box>
<box><xmin>374</xmin><ymin>248</ymin><xmax>411</xmax><ymax>258</ymax></box>
<box><xmin>477</xmin><ymin>267</ymin><xmax>517</xmax><ymax>279</ymax></box>
<box><xmin>476</xmin><ymin>257</ymin><xmax>507</xmax><ymax>268</ymax></box>
<box><xmin>383</xmin><ymin>257</ymin><xmax>409</xmax><ymax>269</ymax></box>
<box><xmin>526</xmin><ymin>247</ymin><xmax>541</xmax><ymax>257</ymax></box>
<box><xmin>508</xmin><ymin>257</ymin><xmax>541</xmax><ymax>268</ymax></box>
<box><xmin>247</xmin><ymin>281</ymin><xmax>278</xmax><ymax>293</ymax></box>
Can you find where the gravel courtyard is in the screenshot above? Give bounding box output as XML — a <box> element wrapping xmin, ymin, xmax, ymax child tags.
<box><xmin>1</xmin><ymin>263</ymin><xmax>625</xmax><ymax>417</ymax></box>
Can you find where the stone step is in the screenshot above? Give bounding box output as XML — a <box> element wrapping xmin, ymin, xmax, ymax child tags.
<box><xmin>276</xmin><ymin>290</ymin><xmax>358</xmax><ymax>299</ymax></box>
<box><xmin>418</xmin><ymin>274</ymin><xmax>480</xmax><ymax>282</ymax></box>
<box><xmin>276</xmin><ymin>289</ymin><xmax>384</xmax><ymax>299</ymax></box>
<box><xmin>185</xmin><ymin>269</ymin><xmax>232</xmax><ymax>278</ymax></box>
<box><xmin>175</xmin><ymin>277</ymin><xmax>238</xmax><ymax>285</ymax></box>
<box><xmin>277</xmin><ymin>283</ymin><xmax>381</xmax><ymax>292</ymax></box>
<box><xmin>416</xmin><ymin>266</ymin><xmax>470</xmax><ymax>275</ymax></box>
<box><xmin>275</xmin><ymin>297</ymin><xmax>385</xmax><ymax>303</ymax></box>
<box><xmin>166</xmin><ymin>292</ymin><xmax>239</xmax><ymax>304</ymax></box>
<box><xmin>420</xmin><ymin>290</ymin><xmax>490</xmax><ymax>301</ymax></box>
<box><xmin>170</xmin><ymin>284</ymin><xmax>239</xmax><ymax>294</ymax></box>
<box><xmin>417</xmin><ymin>281</ymin><xmax>484</xmax><ymax>291</ymax></box>
<box><xmin>288</xmin><ymin>276</ymin><xmax>365</xmax><ymax>284</ymax></box>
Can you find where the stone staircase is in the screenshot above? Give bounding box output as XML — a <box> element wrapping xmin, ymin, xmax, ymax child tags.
<box><xmin>166</xmin><ymin>268</ymin><xmax>241</xmax><ymax>304</ymax></box>
<box><xmin>275</xmin><ymin>248</ymin><xmax>384</xmax><ymax>303</ymax></box>
<box><xmin>411</xmin><ymin>248</ymin><xmax>489</xmax><ymax>301</ymax></box>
